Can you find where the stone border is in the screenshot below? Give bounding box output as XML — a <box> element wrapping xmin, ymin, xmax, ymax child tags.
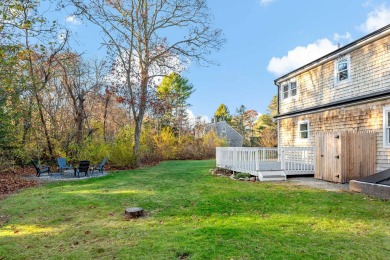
<box><xmin>23</xmin><ymin>172</ymin><xmax>108</xmax><ymax>182</ymax></box>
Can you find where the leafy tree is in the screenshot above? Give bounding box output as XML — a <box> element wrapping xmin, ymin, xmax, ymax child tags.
<box><xmin>213</xmin><ymin>104</ymin><xmax>232</xmax><ymax>123</ymax></box>
<box><xmin>255</xmin><ymin>95</ymin><xmax>278</xmax><ymax>147</ymax></box>
<box><xmin>156</xmin><ymin>73</ymin><xmax>194</xmax><ymax>136</ymax></box>
<box><xmin>267</xmin><ymin>95</ymin><xmax>278</xmax><ymax>117</ymax></box>
<box><xmin>231</xmin><ymin>105</ymin><xmax>247</xmax><ymax>142</ymax></box>
<box><xmin>244</xmin><ymin>109</ymin><xmax>258</xmax><ymax>145</ymax></box>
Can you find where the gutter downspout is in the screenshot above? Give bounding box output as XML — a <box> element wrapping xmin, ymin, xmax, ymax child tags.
<box><xmin>274</xmin><ymin>81</ymin><xmax>281</xmax><ymax>153</ymax></box>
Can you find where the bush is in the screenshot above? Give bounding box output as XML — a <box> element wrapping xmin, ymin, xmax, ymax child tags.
<box><xmin>108</xmin><ymin>126</ymin><xmax>136</xmax><ymax>167</ymax></box>
<box><xmin>154</xmin><ymin>127</ymin><xmax>176</xmax><ymax>160</ymax></box>
<box><xmin>77</xmin><ymin>139</ymin><xmax>109</xmax><ymax>165</ymax></box>
<box><xmin>234</xmin><ymin>173</ymin><xmax>252</xmax><ymax>179</ymax></box>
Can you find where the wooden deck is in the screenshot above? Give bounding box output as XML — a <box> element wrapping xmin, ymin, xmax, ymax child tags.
<box><xmin>216</xmin><ymin>147</ymin><xmax>315</xmax><ymax>181</ymax></box>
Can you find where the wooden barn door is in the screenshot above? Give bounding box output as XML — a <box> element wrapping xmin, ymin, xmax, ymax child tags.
<box><xmin>315</xmin><ymin>131</ymin><xmax>376</xmax><ymax>183</ymax></box>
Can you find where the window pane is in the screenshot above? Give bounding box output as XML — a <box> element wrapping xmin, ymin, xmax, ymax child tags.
<box><xmin>300</xmin><ymin>123</ymin><xmax>308</xmax><ymax>131</ymax></box>
<box><xmin>283</xmin><ymin>85</ymin><xmax>288</xmax><ymax>92</ymax></box>
<box><xmin>290</xmin><ymin>82</ymin><xmax>296</xmax><ymax>89</ymax></box>
<box><xmin>338</xmin><ymin>62</ymin><xmax>347</xmax><ymax>71</ymax></box>
<box><xmin>338</xmin><ymin>70</ymin><xmax>348</xmax><ymax>81</ymax></box>
<box><xmin>387</xmin><ymin>128</ymin><xmax>390</xmax><ymax>144</ymax></box>
<box><xmin>300</xmin><ymin>131</ymin><xmax>308</xmax><ymax>139</ymax></box>
<box><xmin>387</xmin><ymin>112</ymin><xmax>390</xmax><ymax>127</ymax></box>
<box><xmin>291</xmin><ymin>88</ymin><xmax>297</xmax><ymax>96</ymax></box>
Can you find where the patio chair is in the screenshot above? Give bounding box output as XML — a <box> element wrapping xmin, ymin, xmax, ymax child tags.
<box><xmin>32</xmin><ymin>160</ymin><xmax>51</xmax><ymax>177</ymax></box>
<box><xmin>57</xmin><ymin>157</ymin><xmax>72</xmax><ymax>173</ymax></box>
<box><xmin>93</xmin><ymin>157</ymin><xmax>108</xmax><ymax>174</ymax></box>
<box><xmin>74</xmin><ymin>160</ymin><xmax>90</xmax><ymax>177</ymax></box>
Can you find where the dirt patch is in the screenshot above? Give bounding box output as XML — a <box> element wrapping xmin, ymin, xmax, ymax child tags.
<box><xmin>288</xmin><ymin>177</ymin><xmax>349</xmax><ymax>192</ymax></box>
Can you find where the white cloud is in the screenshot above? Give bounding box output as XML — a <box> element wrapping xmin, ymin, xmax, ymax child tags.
<box><xmin>358</xmin><ymin>5</ymin><xmax>390</xmax><ymax>33</ymax></box>
<box><xmin>267</xmin><ymin>38</ymin><xmax>337</xmax><ymax>76</ymax></box>
<box><xmin>65</xmin><ymin>15</ymin><xmax>82</xmax><ymax>25</ymax></box>
<box><xmin>259</xmin><ymin>0</ymin><xmax>275</xmax><ymax>6</ymax></box>
<box><xmin>186</xmin><ymin>109</ymin><xmax>210</xmax><ymax>127</ymax></box>
<box><xmin>333</xmin><ymin>32</ymin><xmax>352</xmax><ymax>42</ymax></box>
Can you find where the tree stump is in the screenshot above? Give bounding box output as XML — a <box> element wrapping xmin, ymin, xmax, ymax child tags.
<box><xmin>125</xmin><ymin>207</ymin><xmax>144</xmax><ymax>218</ymax></box>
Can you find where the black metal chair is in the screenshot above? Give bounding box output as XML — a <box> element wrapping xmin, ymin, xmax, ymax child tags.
<box><xmin>57</xmin><ymin>157</ymin><xmax>72</xmax><ymax>173</ymax></box>
<box><xmin>74</xmin><ymin>160</ymin><xmax>90</xmax><ymax>177</ymax></box>
<box><xmin>31</xmin><ymin>160</ymin><xmax>51</xmax><ymax>177</ymax></box>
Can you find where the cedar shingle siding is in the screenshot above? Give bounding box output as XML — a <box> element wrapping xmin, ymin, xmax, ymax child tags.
<box><xmin>275</xmin><ymin>26</ymin><xmax>390</xmax><ymax>173</ymax></box>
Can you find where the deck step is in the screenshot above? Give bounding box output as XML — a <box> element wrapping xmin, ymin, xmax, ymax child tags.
<box><xmin>259</xmin><ymin>171</ymin><xmax>286</xmax><ymax>181</ymax></box>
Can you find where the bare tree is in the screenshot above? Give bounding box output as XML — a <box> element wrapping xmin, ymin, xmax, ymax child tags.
<box><xmin>1</xmin><ymin>0</ymin><xmax>69</xmax><ymax>160</ymax></box>
<box><xmin>66</xmin><ymin>0</ymin><xmax>224</xmax><ymax>163</ymax></box>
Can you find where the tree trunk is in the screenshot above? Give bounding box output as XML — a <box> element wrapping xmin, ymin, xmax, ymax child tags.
<box><xmin>21</xmin><ymin>97</ymin><xmax>33</xmax><ymax>146</ymax></box>
<box><xmin>132</xmin><ymin>69</ymin><xmax>148</xmax><ymax>165</ymax></box>
<box><xmin>75</xmin><ymin>90</ymin><xmax>85</xmax><ymax>144</ymax></box>
<box><xmin>103</xmin><ymin>94</ymin><xmax>110</xmax><ymax>142</ymax></box>
<box><xmin>35</xmin><ymin>93</ymin><xmax>54</xmax><ymax>159</ymax></box>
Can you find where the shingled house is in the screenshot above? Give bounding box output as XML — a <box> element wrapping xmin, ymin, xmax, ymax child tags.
<box><xmin>205</xmin><ymin>121</ymin><xmax>243</xmax><ymax>147</ymax></box>
<box><xmin>274</xmin><ymin>24</ymin><xmax>390</xmax><ymax>173</ymax></box>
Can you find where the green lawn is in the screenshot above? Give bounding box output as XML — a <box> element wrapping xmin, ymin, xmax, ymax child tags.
<box><xmin>0</xmin><ymin>160</ymin><xmax>389</xmax><ymax>259</ymax></box>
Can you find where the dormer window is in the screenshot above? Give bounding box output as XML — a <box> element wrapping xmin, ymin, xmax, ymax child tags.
<box><xmin>282</xmin><ymin>80</ymin><xmax>298</xmax><ymax>100</ymax></box>
<box><xmin>335</xmin><ymin>54</ymin><xmax>351</xmax><ymax>85</ymax></box>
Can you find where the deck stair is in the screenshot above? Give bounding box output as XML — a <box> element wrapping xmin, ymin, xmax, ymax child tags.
<box><xmin>258</xmin><ymin>171</ymin><xmax>286</xmax><ymax>181</ymax></box>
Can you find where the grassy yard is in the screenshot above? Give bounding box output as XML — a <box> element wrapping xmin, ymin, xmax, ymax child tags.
<box><xmin>0</xmin><ymin>160</ymin><xmax>389</xmax><ymax>259</ymax></box>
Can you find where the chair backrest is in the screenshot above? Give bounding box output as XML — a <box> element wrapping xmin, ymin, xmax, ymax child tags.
<box><xmin>100</xmin><ymin>157</ymin><xmax>108</xmax><ymax>166</ymax></box>
<box><xmin>57</xmin><ymin>157</ymin><xmax>66</xmax><ymax>167</ymax></box>
<box><xmin>31</xmin><ymin>160</ymin><xmax>39</xmax><ymax>170</ymax></box>
<box><xmin>78</xmin><ymin>160</ymin><xmax>90</xmax><ymax>172</ymax></box>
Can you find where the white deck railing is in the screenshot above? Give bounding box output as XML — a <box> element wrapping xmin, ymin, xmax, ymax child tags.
<box><xmin>216</xmin><ymin>146</ymin><xmax>315</xmax><ymax>175</ymax></box>
<box><xmin>280</xmin><ymin>147</ymin><xmax>315</xmax><ymax>173</ymax></box>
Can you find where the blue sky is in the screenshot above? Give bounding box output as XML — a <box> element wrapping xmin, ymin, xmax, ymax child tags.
<box><xmin>52</xmin><ymin>0</ymin><xmax>390</xmax><ymax>121</ymax></box>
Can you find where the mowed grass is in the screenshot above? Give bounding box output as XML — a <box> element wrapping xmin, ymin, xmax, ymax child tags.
<box><xmin>0</xmin><ymin>160</ymin><xmax>389</xmax><ymax>259</ymax></box>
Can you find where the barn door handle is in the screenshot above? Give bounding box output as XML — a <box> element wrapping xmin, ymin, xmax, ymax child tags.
<box><xmin>335</xmin><ymin>135</ymin><xmax>340</xmax><ymax>139</ymax></box>
<box><xmin>335</xmin><ymin>155</ymin><xmax>340</xmax><ymax>159</ymax></box>
<box><xmin>321</xmin><ymin>155</ymin><xmax>324</xmax><ymax>157</ymax></box>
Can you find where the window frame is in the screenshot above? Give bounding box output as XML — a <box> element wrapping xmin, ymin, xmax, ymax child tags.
<box><xmin>281</xmin><ymin>79</ymin><xmax>298</xmax><ymax>100</ymax></box>
<box><xmin>383</xmin><ymin>106</ymin><xmax>390</xmax><ymax>148</ymax></box>
<box><xmin>334</xmin><ymin>54</ymin><xmax>351</xmax><ymax>85</ymax></box>
<box><xmin>290</xmin><ymin>81</ymin><xmax>297</xmax><ymax>97</ymax></box>
<box><xmin>298</xmin><ymin>120</ymin><xmax>310</xmax><ymax>141</ymax></box>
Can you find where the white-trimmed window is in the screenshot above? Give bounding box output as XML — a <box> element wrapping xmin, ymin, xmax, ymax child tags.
<box><xmin>283</xmin><ymin>84</ymin><xmax>289</xmax><ymax>99</ymax></box>
<box><xmin>290</xmin><ymin>81</ymin><xmax>297</xmax><ymax>97</ymax></box>
<box><xmin>298</xmin><ymin>120</ymin><xmax>309</xmax><ymax>140</ymax></box>
<box><xmin>282</xmin><ymin>80</ymin><xmax>298</xmax><ymax>100</ymax></box>
<box><xmin>383</xmin><ymin>107</ymin><xmax>390</xmax><ymax>148</ymax></box>
<box><xmin>334</xmin><ymin>54</ymin><xmax>351</xmax><ymax>85</ymax></box>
